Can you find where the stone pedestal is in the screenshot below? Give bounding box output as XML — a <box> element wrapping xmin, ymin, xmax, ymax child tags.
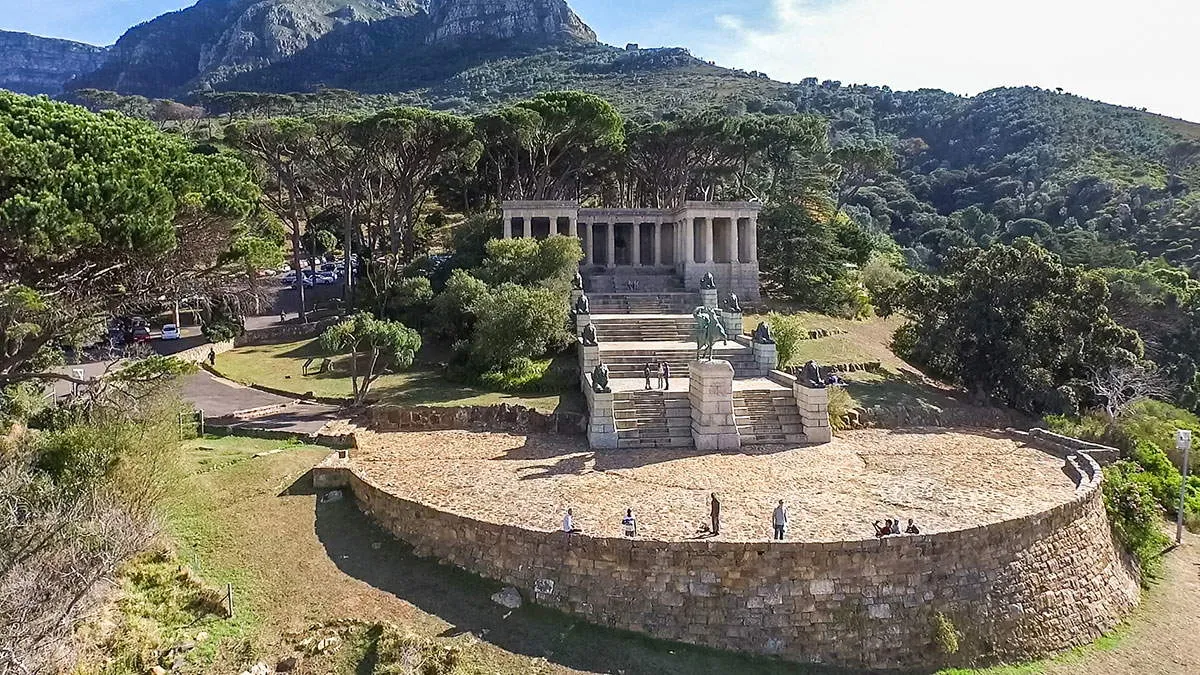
<box><xmin>578</xmin><ymin>344</ymin><xmax>600</xmax><ymax>393</ymax></box>
<box><xmin>700</xmin><ymin>288</ymin><xmax>718</xmax><ymax>310</ymax></box>
<box><xmin>720</xmin><ymin>310</ymin><xmax>742</xmax><ymax>338</ymax></box>
<box><xmin>689</xmin><ymin>360</ymin><xmax>740</xmax><ymax>450</ymax></box>
<box><xmin>586</xmin><ymin>382</ymin><xmax>619</xmax><ymax>450</ymax></box>
<box><xmin>795</xmin><ymin>384</ymin><xmax>832</xmax><ymax>444</ymax></box>
<box><xmin>752</xmin><ymin>341</ymin><xmax>777</xmax><ymax>374</ymax></box>
<box><xmin>575</xmin><ymin>312</ymin><xmax>592</xmax><ymax>337</ymax></box>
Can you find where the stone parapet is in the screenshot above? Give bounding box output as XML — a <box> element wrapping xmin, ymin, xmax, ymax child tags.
<box><xmin>578</xmin><ymin>344</ymin><xmax>600</xmax><ymax>393</ymax></box>
<box><xmin>689</xmin><ymin>360</ymin><xmax>740</xmax><ymax>450</ymax></box>
<box><xmin>339</xmin><ymin>444</ymin><xmax>1139</xmax><ymax>670</ymax></box>
<box><xmin>795</xmin><ymin>384</ymin><xmax>832</xmax><ymax>444</ymax></box>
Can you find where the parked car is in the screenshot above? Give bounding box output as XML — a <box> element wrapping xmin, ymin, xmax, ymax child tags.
<box><xmin>281</xmin><ymin>271</ymin><xmax>297</xmax><ymax>285</ymax></box>
<box><xmin>315</xmin><ymin>273</ymin><xmax>337</xmax><ymax>285</ymax></box>
<box><xmin>160</xmin><ymin>324</ymin><xmax>181</xmax><ymax>340</ymax></box>
<box><xmin>131</xmin><ymin>326</ymin><xmax>152</xmax><ymax>343</ymax></box>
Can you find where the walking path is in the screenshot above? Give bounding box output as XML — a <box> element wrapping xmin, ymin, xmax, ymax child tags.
<box><xmin>181</xmin><ymin>371</ymin><xmax>344</xmax><ymax>436</ymax></box>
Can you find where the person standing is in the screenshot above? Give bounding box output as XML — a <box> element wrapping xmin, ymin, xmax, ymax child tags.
<box><xmin>207</xmin><ymin>348</ymin><xmax>216</xmax><ymax>367</ymax></box>
<box><xmin>622</xmin><ymin>509</ymin><xmax>637</xmax><ymax>537</ymax></box>
<box><xmin>772</xmin><ymin>500</ymin><xmax>788</xmax><ymax>541</ymax></box>
<box><xmin>710</xmin><ymin>493</ymin><xmax>721</xmax><ymax>535</ymax></box>
<box><xmin>643</xmin><ymin>362</ymin><xmax>653</xmax><ymax>390</ymax></box>
<box><xmin>660</xmin><ymin>361</ymin><xmax>671</xmax><ymax>391</ymax></box>
<box><xmin>562</xmin><ymin>508</ymin><xmax>580</xmax><ymax>534</ymax></box>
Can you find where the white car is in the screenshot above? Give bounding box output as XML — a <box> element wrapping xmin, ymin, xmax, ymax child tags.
<box><xmin>160</xmin><ymin>324</ymin><xmax>181</xmax><ymax>340</ymax></box>
<box><xmin>315</xmin><ymin>272</ymin><xmax>338</xmax><ymax>285</ymax></box>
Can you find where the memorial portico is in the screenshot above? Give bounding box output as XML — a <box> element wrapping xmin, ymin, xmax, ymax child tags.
<box><xmin>502</xmin><ymin>201</ymin><xmax>762</xmax><ymax>300</ymax></box>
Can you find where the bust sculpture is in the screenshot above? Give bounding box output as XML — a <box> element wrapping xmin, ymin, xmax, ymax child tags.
<box><xmin>802</xmin><ymin>360</ymin><xmax>826</xmax><ymax>389</ymax></box>
<box><xmin>581</xmin><ymin>322</ymin><xmax>599</xmax><ymax>347</ymax></box>
<box><xmin>574</xmin><ymin>294</ymin><xmax>590</xmax><ymax>315</ymax></box>
<box><xmin>726</xmin><ymin>292</ymin><xmax>742</xmax><ymax>313</ymax></box>
<box><xmin>592</xmin><ymin>363</ymin><xmax>611</xmax><ymax>393</ymax></box>
<box><xmin>572</xmin><ymin>272</ymin><xmax>584</xmax><ymax>291</ymax></box>
<box><xmin>753</xmin><ymin>321</ymin><xmax>775</xmax><ymax>345</ymax></box>
<box><xmin>700</xmin><ymin>272</ymin><xmax>717</xmax><ymax>290</ymax></box>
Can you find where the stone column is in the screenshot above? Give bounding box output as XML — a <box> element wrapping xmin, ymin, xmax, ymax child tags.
<box><xmin>631</xmin><ymin>224</ymin><xmax>641</xmax><ymax>267</ymax></box>
<box><xmin>702</xmin><ymin>218</ymin><xmax>714</xmax><ymax>263</ymax></box>
<box><xmin>503</xmin><ymin>218</ymin><xmax>512</xmax><ymax>239</ymax></box>
<box><xmin>748</xmin><ymin>216</ymin><xmax>758</xmax><ymax>262</ymax></box>
<box><xmin>689</xmin><ymin>360</ymin><xmax>740</xmax><ymax>450</ymax></box>
<box><xmin>794</xmin><ymin>384</ymin><xmax>832</xmax><ymax>444</ymax></box>
<box><xmin>569</xmin><ymin>216</ymin><xmax>578</xmax><ymax>240</ymax></box>
<box><xmin>606</xmin><ymin>223</ymin><xmax>616</xmax><ymax>269</ymax></box>
<box><xmin>654</xmin><ymin>223</ymin><xmax>663</xmax><ymax>267</ymax></box>
<box><xmin>730</xmin><ymin>217</ymin><xmax>740</xmax><ymax>264</ymax></box>
<box><xmin>585</xmin><ymin>223</ymin><xmax>594</xmax><ymax>265</ymax></box>
<box><xmin>684</xmin><ymin>219</ymin><xmax>695</xmax><ymax>264</ymax></box>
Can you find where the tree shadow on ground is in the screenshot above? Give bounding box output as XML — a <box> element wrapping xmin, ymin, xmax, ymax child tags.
<box><xmin>305</xmin><ymin>474</ymin><xmax>869</xmax><ymax>675</ymax></box>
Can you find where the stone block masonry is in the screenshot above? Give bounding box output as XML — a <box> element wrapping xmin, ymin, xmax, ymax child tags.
<box><xmin>333</xmin><ymin>446</ymin><xmax>1138</xmax><ymax>670</ymax></box>
<box><xmin>584</xmin><ymin>374</ymin><xmax>619</xmax><ymax>449</ymax></box>
<box><xmin>752</xmin><ymin>340</ymin><xmax>777</xmax><ymax>375</ymax></box>
<box><xmin>795</xmin><ymin>383</ymin><xmax>832</xmax><ymax>443</ymax></box>
<box><xmin>689</xmin><ymin>360</ymin><xmax>740</xmax><ymax>450</ymax></box>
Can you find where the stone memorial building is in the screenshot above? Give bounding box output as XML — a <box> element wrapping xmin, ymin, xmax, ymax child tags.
<box><xmin>501</xmin><ymin>200</ymin><xmax>762</xmax><ymax>301</ymax></box>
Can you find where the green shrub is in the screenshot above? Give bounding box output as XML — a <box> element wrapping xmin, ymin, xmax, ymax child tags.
<box><xmin>432</xmin><ymin>270</ymin><xmax>489</xmax><ymax>343</ymax></box>
<box><xmin>826</xmin><ymin>385</ymin><xmax>857</xmax><ymax>431</ymax></box>
<box><xmin>765</xmin><ymin>312</ymin><xmax>807</xmax><ymax>368</ymax></box>
<box><xmin>469</xmin><ymin>283</ymin><xmax>570</xmax><ymax>373</ymax></box>
<box><xmin>478</xmin><ymin>358</ymin><xmax>565</xmax><ymax>394</ymax></box>
<box><xmin>374</xmin><ymin>625</ymin><xmax>463</xmax><ymax>675</ymax></box>
<box><xmin>932</xmin><ymin>612</ymin><xmax>960</xmax><ymax>656</ymax></box>
<box><xmin>1103</xmin><ymin>461</ymin><xmax>1171</xmax><ymax>582</ymax></box>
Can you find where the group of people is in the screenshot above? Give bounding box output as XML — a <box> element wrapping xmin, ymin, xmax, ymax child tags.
<box><xmin>561</xmin><ymin>496</ymin><xmax>795</xmax><ymax>541</ymax></box>
<box><xmin>642</xmin><ymin>362</ymin><xmax>672</xmax><ymax>390</ymax></box>
<box><xmin>873</xmin><ymin>518</ymin><xmax>920</xmax><ymax>537</ymax></box>
<box><xmin>563</xmin><ymin>501</ymin><xmax>923</xmax><ymax>541</ymax></box>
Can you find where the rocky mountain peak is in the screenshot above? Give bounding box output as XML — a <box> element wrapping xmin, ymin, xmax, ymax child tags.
<box><xmin>425</xmin><ymin>0</ymin><xmax>597</xmax><ymax>45</ymax></box>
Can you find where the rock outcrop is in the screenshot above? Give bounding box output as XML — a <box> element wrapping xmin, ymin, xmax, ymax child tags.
<box><xmin>68</xmin><ymin>0</ymin><xmax>596</xmax><ymax>98</ymax></box>
<box><xmin>426</xmin><ymin>0</ymin><xmax>596</xmax><ymax>45</ymax></box>
<box><xmin>0</xmin><ymin>31</ymin><xmax>108</xmax><ymax>95</ymax></box>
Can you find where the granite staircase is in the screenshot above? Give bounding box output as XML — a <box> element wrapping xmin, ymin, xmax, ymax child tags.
<box><xmin>600</xmin><ymin>346</ymin><xmax>758</xmax><ymax>379</ymax></box>
<box><xmin>588</xmin><ymin>315</ymin><xmax>696</xmax><ymax>342</ymax></box>
<box><xmin>734</xmin><ymin>390</ymin><xmax>806</xmax><ymax>445</ymax></box>
<box><xmin>613</xmin><ymin>390</ymin><xmax>693</xmax><ymax>449</ymax></box>
<box><xmin>590</xmin><ymin>292</ymin><xmax>699</xmax><ymax>314</ymax></box>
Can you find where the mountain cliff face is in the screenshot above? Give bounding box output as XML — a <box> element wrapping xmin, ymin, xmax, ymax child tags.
<box><xmin>426</xmin><ymin>0</ymin><xmax>595</xmax><ymax>44</ymax></box>
<box><xmin>0</xmin><ymin>31</ymin><xmax>108</xmax><ymax>95</ymax></box>
<box><xmin>70</xmin><ymin>0</ymin><xmax>596</xmax><ymax>98</ymax></box>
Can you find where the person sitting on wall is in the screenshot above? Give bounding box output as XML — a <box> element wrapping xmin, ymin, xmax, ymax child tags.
<box><xmin>905</xmin><ymin>519</ymin><xmax>921</xmax><ymax>535</ymax></box>
<box><xmin>622</xmin><ymin>509</ymin><xmax>637</xmax><ymax>537</ymax></box>
<box><xmin>874</xmin><ymin>520</ymin><xmax>889</xmax><ymax>538</ymax></box>
<box><xmin>890</xmin><ymin>518</ymin><xmax>901</xmax><ymax>535</ymax></box>
<box><xmin>562</xmin><ymin>508</ymin><xmax>581</xmax><ymax>534</ymax></box>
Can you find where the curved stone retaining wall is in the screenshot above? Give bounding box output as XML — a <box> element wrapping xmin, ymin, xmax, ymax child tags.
<box><xmin>327</xmin><ymin>442</ymin><xmax>1139</xmax><ymax>670</ymax></box>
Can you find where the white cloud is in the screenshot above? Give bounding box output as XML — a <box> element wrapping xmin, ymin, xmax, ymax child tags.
<box><xmin>708</xmin><ymin>0</ymin><xmax>1200</xmax><ymax>123</ymax></box>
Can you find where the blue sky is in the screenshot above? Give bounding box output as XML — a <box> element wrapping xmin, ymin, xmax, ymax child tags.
<box><xmin>3</xmin><ymin>0</ymin><xmax>1198</xmax><ymax>122</ymax></box>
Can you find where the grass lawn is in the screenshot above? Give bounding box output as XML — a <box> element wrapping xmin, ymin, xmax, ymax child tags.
<box><xmin>214</xmin><ymin>339</ymin><xmax>582</xmax><ymax>414</ymax></box>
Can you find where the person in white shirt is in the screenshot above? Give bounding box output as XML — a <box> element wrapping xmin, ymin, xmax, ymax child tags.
<box><xmin>562</xmin><ymin>508</ymin><xmax>580</xmax><ymax>534</ymax></box>
<box><xmin>622</xmin><ymin>509</ymin><xmax>637</xmax><ymax>537</ymax></box>
<box><xmin>772</xmin><ymin>500</ymin><xmax>788</xmax><ymax>540</ymax></box>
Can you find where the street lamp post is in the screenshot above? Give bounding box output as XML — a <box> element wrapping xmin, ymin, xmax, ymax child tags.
<box><xmin>1177</xmin><ymin>429</ymin><xmax>1192</xmax><ymax>545</ymax></box>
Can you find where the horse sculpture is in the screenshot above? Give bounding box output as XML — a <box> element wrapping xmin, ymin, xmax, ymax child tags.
<box><xmin>691</xmin><ymin>306</ymin><xmax>728</xmax><ymax>361</ymax></box>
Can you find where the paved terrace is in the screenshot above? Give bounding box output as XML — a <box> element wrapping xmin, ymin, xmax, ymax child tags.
<box><xmin>348</xmin><ymin>429</ymin><xmax>1077</xmax><ymax>542</ymax></box>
